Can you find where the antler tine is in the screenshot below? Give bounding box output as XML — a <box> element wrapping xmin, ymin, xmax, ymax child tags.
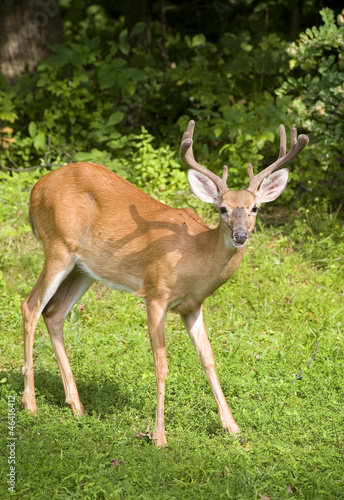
<box><xmin>279</xmin><ymin>124</ymin><xmax>286</xmax><ymax>159</ymax></box>
<box><xmin>180</xmin><ymin>120</ymin><xmax>228</xmax><ymax>194</ymax></box>
<box><xmin>291</xmin><ymin>126</ymin><xmax>297</xmax><ymax>147</ymax></box>
<box><xmin>247</xmin><ymin>125</ymin><xmax>309</xmax><ymax>195</ymax></box>
<box><xmin>222</xmin><ymin>165</ymin><xmax>228</xmax><ymax>186</ymax></box>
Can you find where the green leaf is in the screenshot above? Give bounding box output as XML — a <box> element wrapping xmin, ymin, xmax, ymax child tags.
<box><xmin>119</xmin><ymin>29</ymin><xmax>128</xmax><ymax>42</ymax></box>
<box><xmin>88</xmin><ymin>36</ymin><xmax>100</xmax><ymax>51</ymax></box>
<box><xmin>123</xmin><ymin>68</ymin><xmax>145</xmax><ymax>82</ymax></box>
<box><xmin>120</xmin><ymin>42</ymin><xmax>130</xmax><ymax>55</ymax></box>
<box><xmin>107</xmin><ymin>112</ymin><xmax>124</xmax><ymax>126</ymax></box>
<box><xmin>241</xmin><ymin>42</ymin><xmax>253</xmax><ymax>52</ymax></box>
<box><xmin>33</xmin><ymin>132</ymin><xmax>46</xmax><ymax>150</ymax></box>
<box><xmin>69</xmin><ymin>53</ymin><xmax>87</xmax><ymax>68</ymax></box>
<box><xmin>126</xmin><ymin>85</ymin><xmax>136</xmax><ymax>96</ymax></box>
<box><xmin>46</xmin><ymin>54</ymin><xmax>70</xmax><ymax>68</ymax></box>
<box><xmin>192</xmin><ymin>34</ymin><xmax>206</xmax><ymax>47</ymax></box>
<box><xmin>111</xmin><ymin>58</ymin><xmax>127</xmax><ymax>69</ymax></box>
<box><xmin>221</xmin><ymin>33</ymin><xmax>240</xmax><ymax>53</ymax></box>
<box><xmin>50</xmin><ymin>44</ymin><xmax>71</xmax><ymax>55</ymax></box>
<box><xmin>130</xmin><ymin>22</ymin><xmax>146</xmax><ymax>38</ymax></box>
<box><xmin>28</xmin><ymin>121</ymin><xmax>37</xmax><ymax>138</ymax></box>
<box><xmin>36</xmin><ymin>78</ymin><xmax>47</xmax><ymax>88</ymax></box>
<box><xmin>98</xmin><ymin>71</ymin><xmax>117</xmax><ymax>90</ymax></box>
<box><xmin>73</xmin><ymin>151</ymin><xmax>94</xmax><ymax>162</ymax></box>
<box><xmin>0</xmin><ymin>109</ymin><xmax>17</xmax><ymax>122</ymax></box>
<box><xmin>214</xmin><ymin>126</ymin><xmax>223</xmax><ymax>138</ymax></box>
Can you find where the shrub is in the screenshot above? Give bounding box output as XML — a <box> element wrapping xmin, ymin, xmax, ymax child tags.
<box><xmin>276</xmin><ymin>8</ymin><xmax>344</xmax><ymax>205</ymax></box>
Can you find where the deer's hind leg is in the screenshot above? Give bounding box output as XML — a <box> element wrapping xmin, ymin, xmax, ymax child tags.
<box><xmin>22</xmin><ymin>254</ymin><xmax>76</xmax><ymax>413</ymax></box>
<box><xmin>42</xmin><ymin>266</ymin><xmax>93</xmax><ymax>415</ymax></box>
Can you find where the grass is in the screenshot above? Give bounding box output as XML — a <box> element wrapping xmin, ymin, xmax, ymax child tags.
<box><xmin>0</xmin><ymin>171</ymin><xmax>344</xmax><ymax>499</ymax></box>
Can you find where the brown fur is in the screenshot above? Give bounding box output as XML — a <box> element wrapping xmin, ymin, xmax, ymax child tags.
<box><xmin>29</xmin><ymin>162</ymin><xmax>252</xmax><ymax>314</ymax></box>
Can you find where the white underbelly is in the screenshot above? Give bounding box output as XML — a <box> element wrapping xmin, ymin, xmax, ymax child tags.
<box><xmin>76</xmin><ymin>258</ymin><xmax>141</xmax><ymax>295</ymax></box>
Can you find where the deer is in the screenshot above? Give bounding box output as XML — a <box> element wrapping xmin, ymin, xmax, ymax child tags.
<box><xmin>21</xmin><ymin>120</ymin><xmax>309</xmax><ymax>447</ymax></box>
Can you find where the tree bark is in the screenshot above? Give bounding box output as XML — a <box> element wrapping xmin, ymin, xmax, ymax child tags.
<box><xmin>0</xmin><ymin>0</ymin><xmax>63</xmax><ymax>83</ymax></box>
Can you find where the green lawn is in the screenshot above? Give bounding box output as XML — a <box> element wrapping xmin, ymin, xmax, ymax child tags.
<box><xmin>1</xmin><ymin>172</ymin><xmax>343</xmax><ymax>499</ymax></box>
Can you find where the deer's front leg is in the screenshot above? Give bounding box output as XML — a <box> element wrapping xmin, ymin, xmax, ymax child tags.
<box><xmin>146</xmin><ymin>300</ymin><xmax>168</xmax><ymax>447</ymax></box>
<box><xmin>181</xmin><ymin>307</ymin><xmax>240</xmax><ymax>435</ymax></box>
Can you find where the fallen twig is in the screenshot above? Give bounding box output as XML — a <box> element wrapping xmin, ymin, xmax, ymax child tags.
<box><xmin>134</xmin><ymin>421</ymin><xmax>152</xmax><ymax>440</ymax></box>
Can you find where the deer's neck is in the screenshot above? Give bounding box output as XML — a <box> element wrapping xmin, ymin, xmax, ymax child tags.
<box><xmin>209</xmin><ymin>222</ymin><xmax>247</xmax><ymax>285</ymax></box>
<box><xmin>171</xmin><ymin>221</ymin><xmax>247</xmax><ymax>315</ymax></box>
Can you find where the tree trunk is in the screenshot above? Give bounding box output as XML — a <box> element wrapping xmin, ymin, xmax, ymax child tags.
<box><xmin>0</xmin><ymin>0</ymin><xmax>63</xmax><ymax>83</ymax></box>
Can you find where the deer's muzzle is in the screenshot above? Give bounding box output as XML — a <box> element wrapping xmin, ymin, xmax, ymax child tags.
<box><xmin>232</xmin><ymin>229</ymin><xmax>249</xmax><ymax>246</ymax></box>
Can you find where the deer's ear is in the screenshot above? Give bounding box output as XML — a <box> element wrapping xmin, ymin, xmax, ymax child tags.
<box><xmin>188</xmin><ymin>170</ymin><xmax>220</xmax><ymax>204</ymax></box>
<box><xmin>257</xmin><ymin>169</ymin><xmax>289</xmax><ymax>203</ymax></box>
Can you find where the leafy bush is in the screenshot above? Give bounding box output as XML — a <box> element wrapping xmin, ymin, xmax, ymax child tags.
<box><xmin>276</xmin><ymin>8</ymin><xmax>344</xmax><ymax>204</ymax></box>
<box><xmin>138</xmin><ymin>30</ymin><xmax>290</xmax><ymax>191</ymax></box>
<box><xmin>0</xmin><ymin>7</ymin><xmax>343</xmax><ymax>206</ymax></box>
<box><xmin>0</xmin><ymin>26</ymin><xmax>146</xmax><ymax>165</ymax></box>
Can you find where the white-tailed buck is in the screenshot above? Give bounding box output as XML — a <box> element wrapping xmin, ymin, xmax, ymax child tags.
<box><xmin>22</xmin><ymin>121</ymin><xmax>309</xmax><ymax>446</ymax></box>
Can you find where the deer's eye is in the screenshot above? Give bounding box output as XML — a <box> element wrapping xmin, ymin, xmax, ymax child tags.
<box><xmin>220</xmin><ymin>206</ymin><xmax>227</xmax><ymax>214</ymax></box>
<box><xmin>251</xmin><ymin>206</ymin><xmax>258</xmax><ymax>213</ymax></box>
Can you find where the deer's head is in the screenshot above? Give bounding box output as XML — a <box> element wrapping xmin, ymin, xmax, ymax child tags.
<box><xmin>180</xmin><ymin>121</ymin><xmax>309</xmax><ymax>248</ymax></box>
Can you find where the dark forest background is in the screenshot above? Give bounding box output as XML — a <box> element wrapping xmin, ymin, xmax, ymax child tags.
<box><xmin>0</xmin><ymin>0</ymin><xmax>343</xmax><ymax>206</ymax></box>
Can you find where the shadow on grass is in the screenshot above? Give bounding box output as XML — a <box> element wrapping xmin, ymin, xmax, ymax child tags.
<box><xmin>4</xmin><ymin>369</ymin><xmax>235</xmax><ymax>441</ymax></box>
<box><xmin>4</xmin><ymin>368</ymin><xmax>147</xmax><ymax>418</ymax></box>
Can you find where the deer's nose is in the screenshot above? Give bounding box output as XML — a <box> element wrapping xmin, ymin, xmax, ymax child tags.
<box><xmin>233</xmin><ymin>229</ymin><xmax>249</xmax><ymax>246</ymax></box>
